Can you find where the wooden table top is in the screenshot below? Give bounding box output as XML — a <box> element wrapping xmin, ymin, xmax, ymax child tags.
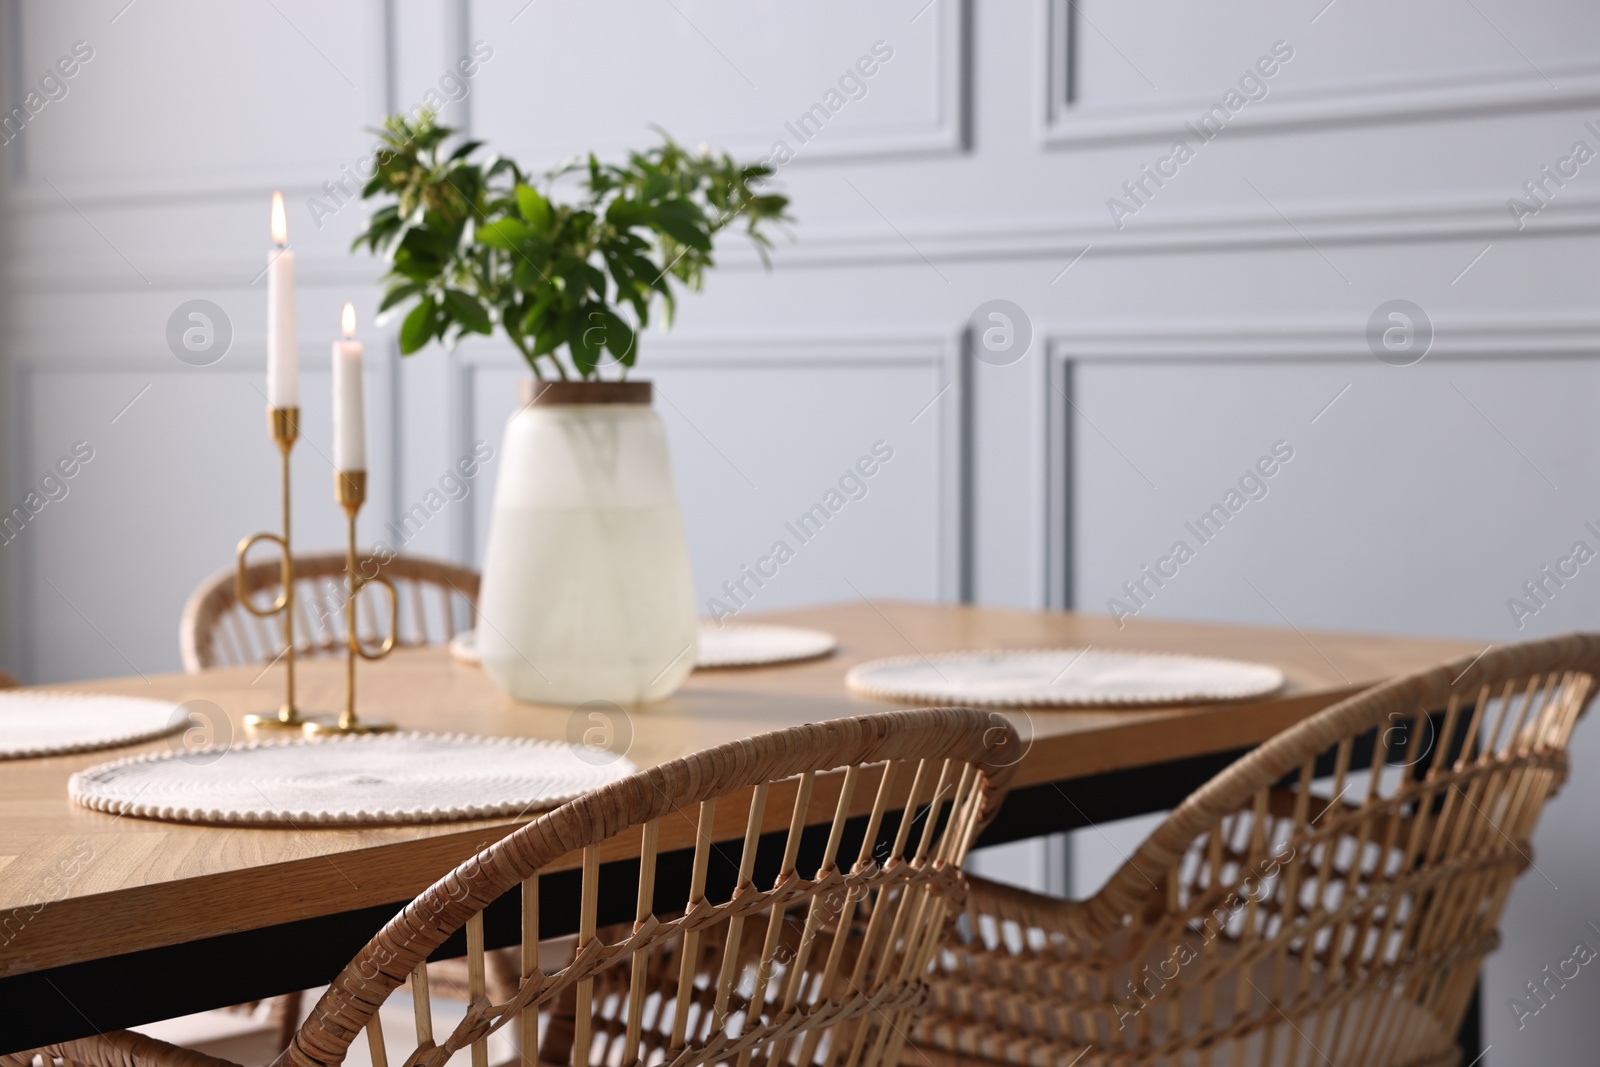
<box><xmin>0</xmin><ymin>601</ymin><xmax>1479</xmax><ymax>979</ymax></box>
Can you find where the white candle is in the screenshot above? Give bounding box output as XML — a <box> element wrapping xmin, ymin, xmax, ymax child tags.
<box><xmin>266</xmin><ymin>191</ymin><xmax>298</xmax><ymax>407</ymax></box>
<box><xmin>333</xmin><ymin>302</ymin><xmax>366</xmax><ymax>472</ymax></box>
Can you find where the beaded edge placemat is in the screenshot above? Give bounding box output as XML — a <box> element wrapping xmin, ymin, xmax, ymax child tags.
<box><xmin>845</xmin><ymin>648</ymin><xmax>1286</xmax><ymax>708</ymax></box>
<box><xmin>0</xmin><ymin>691</ymin><xmax>184</xmax><ymax>760</ymax></box>
<box><xmin>68</xmin><ymin>731</ymin><xmax>638</xmax><ymax>826</ymax></box>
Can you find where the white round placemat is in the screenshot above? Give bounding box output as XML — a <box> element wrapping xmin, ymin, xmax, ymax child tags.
<box><xmin>68</xmin><ymin>732</ymin><xmax>639</xmax><ymax>826</ymax></box>
<box><xmin>846</xmin><ymin>648</ymin><xmax>1285</xmax><ymax>707</ymax></box>
<box><xmin>696</xmin><ymin>624</ymin><xmax>836</xmax><ymax>668</ymax></box>
<box><xmin>0</xmin><ymin>691</ymin><xmax>185</xmax><ymax>760</ymax></box>
<box><xmin>448</xmin><ymin>624</ymin><xmax>838</xmax><ymax>670</ymax></box>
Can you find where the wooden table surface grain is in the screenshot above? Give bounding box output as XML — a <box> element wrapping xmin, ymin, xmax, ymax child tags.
<box><xmin>0</xmin><ymin>601</ymin><xmax>1480</xmax><ymax>980</ymax></box>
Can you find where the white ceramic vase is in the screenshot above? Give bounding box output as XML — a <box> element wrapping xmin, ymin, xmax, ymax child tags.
<box><xmin>477</xmin><ymin>380</ymin><xmax>698</xmax><ymax>705</ymax></box>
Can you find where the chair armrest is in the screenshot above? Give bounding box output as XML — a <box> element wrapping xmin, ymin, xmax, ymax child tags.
<box><xmin>30</xmin><ymin>1032</ymin><xmax>244</xmax><ymax>1067</ymax></box>
<box><xmin>963</xmin><ymin>873</ymin><xmax>1094</xmax><ymax>945</ymax></box>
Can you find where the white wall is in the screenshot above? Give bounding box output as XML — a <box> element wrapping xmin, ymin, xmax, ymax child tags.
<box><xmin>3</xmin><ymin>0</ymin><xmax>1598</xmax><ymax>1059</ymax></box>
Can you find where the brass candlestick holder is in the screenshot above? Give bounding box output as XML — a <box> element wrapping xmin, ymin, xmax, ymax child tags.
<box><xmin>304</xmin><ymin>470</ymin><xmax>398</xmax><ymax>736</ymax></box>
<box><xmin>239</xmin><ymin>408</ymin><xmax>328</xmax><ymax>731</ymax></box>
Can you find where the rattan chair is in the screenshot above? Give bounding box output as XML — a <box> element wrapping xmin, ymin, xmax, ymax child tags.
<box><xmin>911</xmin><ymin>634</ymin><xmax>1600</xmax><ymax>1067</ymax></box>
<box><xmin>20</xmin><ymin>707</ymin><xmax>1018</xmax><ymax>1067</ymax></box>
<box><xmin>180</xmin><ymin>552</ymin><xmax>479</xmax><ymax>673</ymax></box>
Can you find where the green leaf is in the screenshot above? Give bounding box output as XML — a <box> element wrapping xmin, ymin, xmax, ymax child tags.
<box><xmin>378</xmin><ymin>282</ymin><xmax>422</xmax><ymax>314</ymax></box>
<box><xmin>743</xmin><ymin>194</ymin><xmax>789</xmax><ymax>218</ymax></box>
<box><xmin>442</xmin><ymin>289</ymin><xmax>492</xmax><ymax>334</ymax></box>
<box><xmin>641</xmin><ymin>172</ymin><xmax>670</xmax><ymax>202</ymax></box>
<box><xmin>412</xmin><ymin>214</ymin><xmax>459</xmax><ymax>257</ymax></box>
<box><xmin>513</xmin><ymin>256</ymin><xmax>552</xmax><ymax>290</ymax></box>
<box><xmin>605</xmin><ymin>198</ymin><xmax>651</xmax><ymax>229</ymax></box>
<box><xmin>532</xmin><ymin>320</ymin><xmax>564</xmax><ymax>358</ymax></box>
<box><xmin>553</xmin><ymin>256</ymin><xmax>593</xmax><ymax>307</ymax></box>
<box><xmin>475</xmin><ymin>218</ymin><xmax>533</xmax><ymax>251</ymax></box>
<box><xmin>391</xmin><ymin>248</ymin><xmax>439</xmax><ymax>283</ymax></box>
<box><xmin>600</xmin><ymin>309</ymin><xmax>636</xmax><ymax>366</ymax></box>
<box><xmin>653</xmin><ymin>200</ymin><xmax>712</xmax><ymax>251</ymax></box>
<box><xmin>356</xmin><ymin>218</ymin><xmax>403</xmax><ymax>252</ymax></box>
<box><xmin>400</xmin><ymin>297</ymin><xmax>437</xmax><ymax>354</ymax></box>
<box><xmin>358</xmin><ymin>204</ymin><xmax>399</xmax><ymax>231</ymax></box>
<box><xmin>583</xmin><ymin>262</ymin><xmax>609</xmax><ymax>301</ymax></box>
<box><xmin>519</xmin><ymin>304</ymin><xmax>544</xmax><ymax>338</ymax></box>
<box><xmin>485</xmin><ymin>156</ymin><xmax>521</xmax><ymax>182</ymax></box>
<box><xmin>603</xmin><ymin>251</ymin><xmax>637</xmax><ymax>295</ymax></box>
<box><xmin>515</xmin><ymin>183</ymin><xmax>552</xmax><ymax>230</ymax></box>
<box><xmin>567</xmin><ymin>308</ymin><xmax>606</xmax><ymax>377</ymax></box>
<box><xmin>620</xmin><ymin>251</ymin><xmax>659</xmax><ymax>286</ymax></box>
<box><xmin>519</xmin><ymin>288</ymin><xmax>557</xmax><ymax>334</ymax></box>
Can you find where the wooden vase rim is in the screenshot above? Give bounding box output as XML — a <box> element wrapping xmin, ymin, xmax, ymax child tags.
<box><xmin>519</xmin><ymin>380</ymin><xmax>653</xmax><ymax>406</ymax></box>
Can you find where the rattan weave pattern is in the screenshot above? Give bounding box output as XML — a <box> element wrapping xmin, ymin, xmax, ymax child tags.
<box><xmin>909</xmin><ymin>633</ymin><xmax>1600</xmax><ymax>1067</ymax></box>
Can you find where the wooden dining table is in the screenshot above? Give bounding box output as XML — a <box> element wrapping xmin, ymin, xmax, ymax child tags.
<box><xmin>0</xmin><ymin>600</ymin><xmax>1481</xmax><ymax>1053</ymax></box>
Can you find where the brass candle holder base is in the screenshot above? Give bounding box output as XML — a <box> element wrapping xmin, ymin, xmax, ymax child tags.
<box><xmin>246</xmin><ymin>708</ymin><xmax>338</xmax><ymax>731</ymax></box>
<box><xmin>304</xmin><ymin>470</ymin><xmax>398</xmax><ymax>737</ymax></box>
<box><xmin>303</xmin><ymin>717</ymin><xmax>396</xmax><ymax>737</ymax></box>
<box><xmin>239</xmin><ymin>406</ymin><xmax>339</xmax><ymax>733</ymax></box>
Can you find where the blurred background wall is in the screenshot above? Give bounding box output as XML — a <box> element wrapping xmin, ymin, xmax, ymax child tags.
<box><xmin>3</xmin><ymin>1</ymin><xmax>1599</xmax><ymax>1058</ymax></box>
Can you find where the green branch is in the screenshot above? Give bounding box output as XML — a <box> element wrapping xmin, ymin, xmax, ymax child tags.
<box><xmin>351</xmin><ymin>110</ymin><xmax>790</xmax><ymax>381</ymax></box>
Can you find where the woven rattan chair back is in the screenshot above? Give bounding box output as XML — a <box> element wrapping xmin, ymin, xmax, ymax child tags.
<box><xmin>274</xmin><ymin>707</ymin><xmax>1014</xmax><ymax>1067</ymax></box>
<box><xmin>20</xmin><ymin>710</ymin><xmax>1016</xmax><ymax>1067</ymax></box>
<box><xmin>180</xmin><ymin>552</ymin><xmax>479</xmax><ymax>672</ymax></box>
<box><xmin>914</xmin><ymin>633</ymin><xmax>1600</xmax><ymax>1067</ymax></box>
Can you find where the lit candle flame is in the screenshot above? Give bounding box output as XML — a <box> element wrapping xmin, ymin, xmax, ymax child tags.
<box><xmin>341</xmin><ymin>302</ymin><xmax>356</xmax><ymax>339</ymax></box>
<box><xmin>270</xmin><ymin>191</ymin><xmax>288</xmax><ymax>246</ymax></box>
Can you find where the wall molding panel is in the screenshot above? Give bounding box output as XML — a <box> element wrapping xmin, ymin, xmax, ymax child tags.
<box><xmin>7</xmin><ymin>0</ymin><xmax>394</xmax><ymax>204</ymax></box>
<box><xmin>1038</xmin><ymin>0</ymin><xmax>1600</xmax><ymax>148</ymax></box>
<box><xmin>1043</xmin><ymin>316</ymin><xmax>1600</xmax><ymax>363</ymax></box>
<box><xmin>462</xmin><ymin>0</ymin><xmax>969</xmax><ymax>167</ymax></box>
<box><xmin>1036</xmin><ymin>315</ymin><xmax>1600</xmax><ymax>610</ymax></box>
